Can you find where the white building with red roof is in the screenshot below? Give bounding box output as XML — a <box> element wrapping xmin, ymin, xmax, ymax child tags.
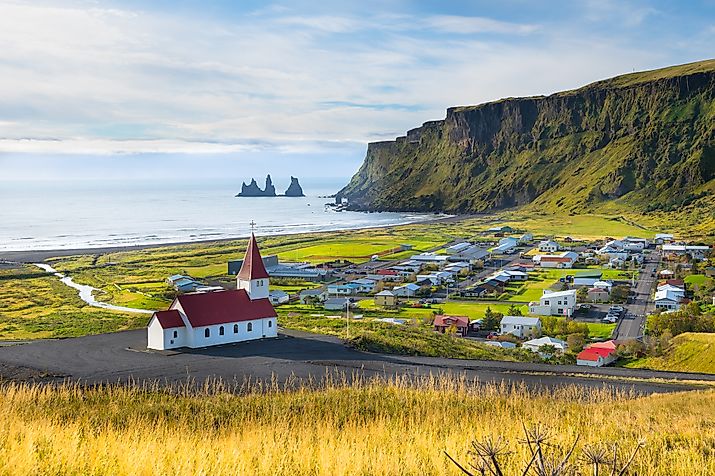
<box><xmin>147</xmin><ymin>234</ymin><xmax>278</xmax><ymax>350</ymax></box>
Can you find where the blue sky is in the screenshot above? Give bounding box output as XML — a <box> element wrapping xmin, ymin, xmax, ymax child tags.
<box><xmin>0</xmin><ymin>0</ymin><xmax>713</xmax><ymax>181</ymax></box>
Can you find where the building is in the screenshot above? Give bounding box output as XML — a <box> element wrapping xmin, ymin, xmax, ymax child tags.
<box><xmin>485</xmin><ymin>341</ymin><xmax>517</xmax><ymax>349</ymax></box>
<box><xmin>392</xmin><ymin>283</ymin><xmax>421</xmax><ymax>297</ymax></box>
<box><xmin>448</xmin><ymin>246</ymin><xmax>489</xmax><ymax>263</ymax></box>
<box><xmin>228</xmin><ymin>254</ymin><xmax>330</xmax><ymax>282</ymax></box>
<box><xmin>433</xmin><ymin>315</ymin><xmax>469</xmax><ymax>336</ymax></box>
<box><xmin>533</xmin><ymin>251</ymin><xmax>578</xmax><ymax>269</ymax></box>
<box><xmin>576</xmin><ymin>341</ymin><xmax>618</xmax><ymax>367</ymax></box>
<box><xmin>323</xmin><ymin>297</ymin><xmax>353</xmax><ymax>311</ymax></box>
<box><xmin>147</xmin><ymin>234</ymin><xmax>277</xmax><ymax>351</ymax></box>
<box><xmin>538</xmin><ymin>240</ymin><xmax>561</xmax><ymax>253</ymax></box>
<box><xmin>522</xmin><ymin>336</ymin><xmax>567</xmax><ymax>354</ymax></box>
<box><xmin>587</xmin><ymin>287</ymin><xmax>610</xmax><ymax>302</ymax></box>
<box><xmin>350</xmin><ymin>278</ymin><xmax>378</xmax><ymax>293</ymax></box>
<box><xmin>500</xmin><ymin>316</ymin><xmax>541</xmax><ymax>339</ymax></box>
<box><xmin>374</xmin><ymin>290</ymin><xmax>397</xmax><ymax>307</ymax></box>
<box><xmin>662</xmin><ymin>244</ymin><xmax>711</xmax><ymax>260</ymax></box>
<box><xmin>528</xmin><ymin>289</ymin><xmax>577</xmax><ymax>316</ymax></box>
<box><xmin>654</xmin><ymin>233</ymin><xmax>674</xmax><ymax>244</ymax></box>
<box><xmin>446</xmin><ymin>242</ymin><xmax>471</xmax><ymax>254</ymax></box>
<box><xmin>573</xmin><ymin>270</ymin><xmax>603</xmax><ymax>287</ymax></box>
<box><xmin>492</xmin><ymin>239</ymin><xmax>518</xmax><ymax>254</ymax></box>
<box><xmin>268</xmin><ymin>290</ymin><xmax>289</xmax><ymax>305</ymax></box>
<box><xmin>299</xmin><ymin>288</ymin><xmax>327</xmax><ymax>304</ymax></box>
<box><xmin>654</xmin><ymin>285</ymin><xmax>686</xmax><ymax>311</ymax></box>
<box><xmin>519</xmin><ymin>233</ymin><xmax>533</xmax><ymax>244</ymax></box>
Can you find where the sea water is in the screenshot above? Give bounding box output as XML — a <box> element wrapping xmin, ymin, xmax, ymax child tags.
<box><xmin>0</xmin><ymin>178</ymin><xmax>434</xmax><ymax>251</ymax></box>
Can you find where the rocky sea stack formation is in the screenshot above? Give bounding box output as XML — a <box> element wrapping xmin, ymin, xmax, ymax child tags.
<box><xmin>337</xmin><ymin>59</ymin><xmax>715</xmax><ymax>216</ymax></box>
<box><xmin>236</xmin><ymin>175</ymin><xmax>277</xmax><ymax>197</ymax></box>
<box><xmin>284</xmin><ymin>176</ymin><xmax>305</xmax><ymax>197</ymax></box>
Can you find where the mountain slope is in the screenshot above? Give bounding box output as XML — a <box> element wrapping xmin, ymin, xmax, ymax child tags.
<box><xmin>338</xmin><ymin>60</ymin><xmax>715</xmax><ymax>222</ymax></box>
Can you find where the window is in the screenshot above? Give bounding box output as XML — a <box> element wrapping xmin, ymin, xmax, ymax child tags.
<box><xmin>247</xmin><ymin>322</ymin><xmax>253</xmax><ymax>332</ymax></box>
<box><xmin>173</xmin><ymin>330</ymin><xmax>177</xmax><ymax>338</ymax></box>
<box><xmin>268</xmin><ymin>320</ymin><xmax>272</xmax><ymax>328</ymax></box>
<box><xmin>544</xmin><ymin>300</ymin><xmax>550</xmax><ymax>305</ymax></box>
<box><xmin>233</xmin><ymin>324</ymin><xmax>238</xmax><ymax>334</ymax></box>
<box><xmin>205</xmin><ymin>328</ymin><xmax>210</xmax><ymax>338</ymax></box>
<box><xmin>219</xmin><ymin>326</ymin><xmax>224</xmax><ymax>336</ymax></box>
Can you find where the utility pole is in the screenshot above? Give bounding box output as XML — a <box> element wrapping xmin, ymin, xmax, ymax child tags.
<box><xmin>345</xmin><ymin>297</ymin><xmax>350</xmax><ymax>339</ymax></box>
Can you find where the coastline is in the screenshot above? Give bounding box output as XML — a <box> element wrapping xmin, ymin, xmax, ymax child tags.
<box><xmin>0</xmin><ymin>214</ymin><xmax>471</xmax><ymax>263</ymax></box>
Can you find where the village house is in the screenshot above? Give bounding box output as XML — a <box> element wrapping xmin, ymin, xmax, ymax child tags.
<box><xmin>532</xmin><ymin>251</ymin><xmax>578</xmax><ymax>269</ymax></box>
<box><xmin>374</xmin><ymin>290</ymin><xmax>397</xmax><ymax>308</ymax></box>
<box><xmin>299</xmin><ymin>288</ymin><xmax>327</xmax><ymax>304</ymax></box>
<box><xmin>323</xmin><ymin>297</ymin><xmax>354</xmax><ymax>311</ymax></box>
<box><xmin>654</xmin><ymin>233</ymin><xmax>674</xmax><ymax>244</ymax></box>
<box><xmin>662</xmin><ymin>244</ymin><xmax>710</xmax><ymax>261</ymax></box>
<box><xmin>433</xmin><ymin>315</ymin><xmax>469</xmax><ymax>336</ymax></box>
<box><xmin>327</xmin><ymin>283</ymin><xmax>360</xmax><ymax>295</ymax></box>
<box><xmin>529</xmin><ymin>289</ymin><xmax>577</xmax><ymax>316</ymax></box>
<box><xmin>587</xmin><ymin>286</ymin><xmax>610</xmax><ymax>302</ymax></box>
<box><xmin>500</xmin><ymin>316</ymin><xmax>541</xmax><ymax>339</ymax></box>
<box><xmin>522</xmin><ymin>336</ymin><xmax>568</xmax><ymax>355</ymax></box>
<box><xmin>572</xmin><ymin>270</ymin><xmax>603</xmax><ymax>287</ymax></box>
<box><xmin>576</xmin><ymin>341</ymin><xmax>618</xmax><ymax>367</ymax></box>
<box><xmin>538</xmin><ymin>240</ymin><xmax>561</xmax><ymax>253</ymax></box>
<box><xmin>268</xmin><ymin>289</ymin><xmax>289</xmax><ymax>305</ymax></box>
<box><xmin>147</xmin><ymin>234</ymin><xmax>277</xmax><ymax>351</ymax></box>
<box><xmin>392</xmin><ymin>282</ymin><xmax>421</xmax><ymax>297</ymax></box>
<box><xmin>654</xmin><ymin>282</ymin><xmax>687</xmax><ymax>311</ymax></box>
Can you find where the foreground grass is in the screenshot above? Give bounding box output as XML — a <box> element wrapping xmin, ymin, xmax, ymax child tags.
<box><xmin>0</xmin><ymin>266</ymin><xmax>145</xmax><ymax>340</ymax></box>
<box><xmin>625</xmin><ymin>333</ymin><xmax>715</xmax><ymax>374</ymax></box>
<box><xmin>0</xmin><ymin>378</ymin><xmax>713</xmax><ymax>475</ymax></box>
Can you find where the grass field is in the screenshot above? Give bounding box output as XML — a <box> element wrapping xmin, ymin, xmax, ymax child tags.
<box><xmin>0</xmin><ymin>266</ymin><xmax>147</xmax><ymax>340</ymax></box>
<box><xmin>493</xmin><ymin>213</ymin><xmax>655</xmax><ymax>240</ymax></box>
<box><xmin>625</xmin><ymin>333</ymin><xmax>715</xmax><ymax>374</ymax></box>
<box><xmin>0</xmin><ymin>378</ymin><xmax>713</xmax><ymax>475</ymax></box>
<box><xmin>684</xmin><ymin>274</ymin><xmax>708</xmax><ymax>287</ymax></box>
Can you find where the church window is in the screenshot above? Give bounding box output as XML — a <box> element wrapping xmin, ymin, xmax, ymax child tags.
<box><xmin>233</xmin><ymin>324</ymin><xmax>238</xmax><ymax>333</ymax></box>
<box><xmin>247</xmin><ymin>322</ymin><xmax>253</xmax><ymax>332</ymax></box>
<box><xmin>173</xmin><ymin>330</ymin><xmax>177</xmax><ymax>338</ymax></box>
<box><xmin>219</xmin><ymin>326</ymin><xmax>224</xmax><ymax>336</ymax></box>
<box><xmin>268</xmin><ymin>320</ymin><xmax>272</xmax><ymax>328</ymax></box>
<box><xmin>205</xmin><ymin>328</ymin><xmax>210</xmax><ymax>338</ymax></box>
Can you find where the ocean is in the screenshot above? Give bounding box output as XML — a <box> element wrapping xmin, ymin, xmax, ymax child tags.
<box><xmin>0</xmin><ymin>178</ymin><xmax>434</xmax><ymax>251</ymax></box>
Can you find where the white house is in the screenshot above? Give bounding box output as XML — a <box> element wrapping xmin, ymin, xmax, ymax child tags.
<box><xmin>446</xmin><ymin>242</ymin><xmax>471</xmax><ymax>254</ymax></box>
<box><xmin>538</xmin><ymin>240</ymin><xmax>561</xmax><ymax>253</ymax></box>
<box><xmin>528</xmin><ymin>289</ymin><xmax>577</xmax><ymax>316</ymax></box>
<box><xmin>654</xmin><ymin>233</ymin><xmax>674</xmax><ymax>244</ymax></box>
<box><xmin>655</xmin><ymin>286</ymin><xmax>686</xmax><ymax>311</ymax></box>
<box><xmin>500</xmin><ymin>316</ymin><xmax>541</xmax><ymax>339</ymax></box>
<box><xmin>532</xmin><ymin>251</ymin><xmax>578</xmax><ymax>269</ymax></box>
<box><xmin>269</xmin><ymin>289</ymin><xmax>289</xmax><ymax>305</ymax></box>
<box><xmin>522</xmin><ymin>336</ymin><xmax>568</xmax><ymax>354</ymax></box>
<box><xmin>662</xmin><ymin>244</ymin><xmax>711</xmax><ymax>260</ymax></box>
<box><xmin>393</xmin><ymin>283</ymin><xmax>421</xmax><ymax>297</ymax></box>
<box><xmin>147</xmin><ymin>234</ymin><xmax>277</xmax><ymax>351</ymax></box>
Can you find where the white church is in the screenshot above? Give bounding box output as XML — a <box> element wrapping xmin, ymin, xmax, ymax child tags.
<box><xmin>147</xmin><ymin>233</ymin><xmax>278</xmax><ymax>350</ymax></box>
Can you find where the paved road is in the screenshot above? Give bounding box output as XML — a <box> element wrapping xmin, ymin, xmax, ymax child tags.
<box><xmin>614</xmin><ymin>251</ymin><xmax>660</xmax><ymax>341</ymax></box>
<box><xmin>0</xmin><ymin>329</ymin><xmax>710</xmax><ymax>394</ymax></box>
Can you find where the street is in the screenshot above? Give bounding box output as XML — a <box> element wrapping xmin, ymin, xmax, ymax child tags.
<box><xmin>614</xmin><ymin>250</ymin><xmax>660</xmax><ymax>340</ymax></box>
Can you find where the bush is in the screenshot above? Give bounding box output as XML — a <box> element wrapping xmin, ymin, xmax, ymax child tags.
<box><xmin>648</xmin><ymin>302</ymin><xmax>715</xmax><ymax>337</ymax></box>
<box><xmin>541</xmin><ymin>316</ymin><xmax>589</xmax><ymax>339</ymax></box>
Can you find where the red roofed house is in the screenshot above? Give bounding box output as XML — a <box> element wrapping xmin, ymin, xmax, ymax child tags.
<box><xmin>576</xmin><ymin>340</ymin><xmax>618</xmax><ymax>367</ymax></box>
<box><xmin>147</xmin><ymin>234</ymin><xmax>277</xmax><ymax>350</ymax></box>
<box><xmin>433</xmin><ymin>315</ymin><xmax>469</xmax><ymax>337</ymax></box>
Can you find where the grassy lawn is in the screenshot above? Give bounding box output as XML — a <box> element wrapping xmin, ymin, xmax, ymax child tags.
<box><xmin>624</xmin><ymin>332</ymin><xmax>715</xmax><ymax>374</ymax></box>
<box><xmin>0</xmin><ymin>266</ymin><xmax>148</xmax><ymax>340</ymax></box>
<box><xmin>493</xmin><ymin>213</ymin><xmax>655</xmax><ymax>240</ymax></box>
<box><xmin>585</xmin><ymin>322</ymin><xmax>617</xmax><ymax>339</ymax></box>
<box><xmin>684</xmin><ymin>274</ymin><xmax>708</xmax><ymax>287</ymax></box>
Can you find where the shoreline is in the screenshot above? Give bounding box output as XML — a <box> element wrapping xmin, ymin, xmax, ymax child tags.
<box><xmin>0</xmin><ymin>214</ymin><xmax>473</xmax><ymax>263</ymax></box>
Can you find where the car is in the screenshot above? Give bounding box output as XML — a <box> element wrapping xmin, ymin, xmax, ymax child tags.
<box><xmin>602</xmin><ymin>316</ymin><xmax>618</xmax><ymax>323</ymax></box>
<box><xmin>610</xmin><ymin>306</ymin><xmax>624</xmax><ymax>313</ymax></box>
<box><xmin>578</xmin><ymin>304</ymin><xmax>593</xmax><ymax>310</ymax></box>
<box><xmin>486</xmin><ymin>332</ymin><xmax>499</xmax><ymax>340</ymax></box>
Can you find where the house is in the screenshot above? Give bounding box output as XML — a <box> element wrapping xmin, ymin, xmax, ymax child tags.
<box><xmin>147</xmin><ymin>234</ymin><xmax>277</xmax><ymax>351</ymax></box>
<box><xmin>587</xmin><ymin>287</ymin><xmax>610</xmax><ymax>302</ymax></box>
<box><xmin>573</xmin><ymin>270</ymin><xmax>603</xmax><ymax>287</ymax></box>
<box><xmin>449</xmin><ymin>246</ymin><xmax>489</xmax><ymax>263</ymax></box>
<box><xmin>172</xmin><ymin>277</ymin><xmax>202</xmax><ymax>293</ymax></box>
<box><xmin>662</xmin><ymin>244</ymin><xmax>711</xmax><ymax>261</ymax></box>
<box><xmin>433</xmin><ymin>315</ymin><xmax>469</xmax><ymax>336</ymax></box>
<box><xmin>654</xmin><ymin>233</ymin><xmax>674</xmax><ymax>244</ymax></box>
<box><xmin>487</xmin><ymin>225</ymin><xmax>514</xmax><ymax>234</ymax></box>
<box><xmin>655</xmin><ymin>287</ymin><xmax>686</xmax><ymax>311</ymax></box>
<box><xmin>576</xmin><ymin>341</ymin><xmax>618</xmax><ymax>367</ymax></box>
<box><xmin>492</xmin><ymin>238</ymin><xmax>518</xmax><ymax>254</ymax></box>
<box><xmin>463</xmin><ymin>286</ymin><xmax>488</xmax><ymax>298</ymax></box>
<box><xmin>503</xmin><ymin>270</ymin><xmax>529</xmax><ymax>281</ymax></box>
<box><xmin>658</xmin><ymin>269</ymin><xmax>675</xmax><ymax>278</ymax></box>
<box><xmin>375</xmin><ymin>269</ymin><xmax>403</xmax><ymax>282</ymax></box>
<box><xmin>323</xmin><ymin>297</ymin><xmax>353</xmax><ymax>311</ymax></box>
<box><xmin>533</xmin><ymin>251</ymin><xmax>578</xmax><ymax>269</ymax></box>
<box><xmin>410</xmin><ymin>252</ymin><xmax>449</xmax><ymax>264</ymax></box>
<box><xmin>500</xmin><ymin>316</ymin><xmax>541</xmax><ymax>339</ymax></box>
<box><xmin>299</xmin><ymin>288</ymin><xmax>327</xmax><ymax>304</ymax></box>
<box><xmin>327</xmin><ymin>283</ymin><xmax>359</xmax><ymax>295</ymax></box>
<box><xmin>485</xmin><ymin>341</ymin><xmax>517</xmax><ymax>349</ymax></box>
<box><xmin>350</xmin><ymin>278</ymin><xmax>378</xmax><ymax>293</ymax></box>
<box><xmin>528</xmin><ymin>289</ymin><xmax>577</xmax><ymax>317</ymax></box>
<box><xmin>393</xmin><ymin>283</ymin><xmax>421</xmax><ymax>297</ymax></box>
<box><xmin>522</xmin><ymin>336</ymin><xmax>568</xmax><ymax>354</ymax></box>
<box><xmin>268</xmin><ymin>290</ymin><xmax>289</xmax><ymax>305</ymax></box>
<box><xmin>538</xmin><ymin>240</ymin><xmax>561</xmax><ymax>253</ymax></box>
<box><xmin>519</xmin><ymin>233</ymin><xmax>533</xmax><ymax>244</ymax></box>
<box><xmin>374</xmin><ymin>290</ymin><xmax>397</xmax><ymax>307</ymax></box>
<box><xmin>446</xmin><ymin>242</ymin><xmax>471</xmax><ymax>254</ymax></box>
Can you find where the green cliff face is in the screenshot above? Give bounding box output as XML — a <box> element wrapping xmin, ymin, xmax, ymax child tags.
<box><xmin>338</xmin><ymin>60</ymin><xmax>715</xmax><ymax>217</ymax></box>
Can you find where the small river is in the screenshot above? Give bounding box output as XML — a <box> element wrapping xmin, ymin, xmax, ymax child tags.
<box><xmin>34</xmin><ymin>263</ymin><xmax>154</xmax><ymax>314</ymax></box>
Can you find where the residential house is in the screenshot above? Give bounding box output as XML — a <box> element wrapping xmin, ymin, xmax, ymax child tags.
<box><xmin>448</xmin><ymin>246</ymin><xmax>489</xmax><ymax>263</ymax></box>
<box><xmin>463</xmin><ymin>286</ymin><xmax>488</xmax><ymax>298</ymax></box>
<box><xmin>268</xmin><ymin>290</ymin><xmax>289</xmax><ymax>305</ymax></box>
<box><xmin>299</xmin><ymin>288</ymin><xmax>327</xmax><ymax>304</ymax></box>
<box><xmin>485</xmin><ymin>341</ymin><xmax>517</xmax><ymax>349</ymax></box>
<box><xmin>528</xmin><ymin>289</ymin><xmax>577</xmax><ymax>316</ymax></box>
<box><xmin>654</xmin><ymin>284</ymin><xmax>686</xmax><ymax>311</ymax></box>
<box><xmin>327</xmin><ymin>283</ymin><xmax>359</xmax><ymax>296</ymax></box>
<box><xmin>433</xmin><ymin>315</ymin><xmax>469</xmax><ymax>336</ymax></box>
<box><xmin>323</xmin><ymin>298</ymin><xmax>354</xmax><ymax>311</ymax></box>
<box><xmin>573</xmin><ymin>270</ymin><xmax>603</xmax><ymax>287</ymax></box>
<box><xmin>533</xmin><ymin>251</ymin><xmax>578</xmax><ymax>269</ymax></box>
<box><xmin>392</xmin><ymin>283</ymin><xmax>421</xmax><ymax>297</ymax></box>
<box><xmin>350</xmin><ymin>278</ymin><xmax>378</xmax><ymax>293</ymax></box>
<box><xmin>374</xmin><ymin>290</ymin><xmax>397</xmax><ymax>307</ymax></box>
<box><xmin>446</xmin><ymin>242</ymin><xmax>471</xmax><ymax>254</ymax></box>
<box><xmin>538</xmin><ymin>240</ymin><xmax>561</xmax><ymax>253</ymax></box>
<box><xmin>375</xmin><ymin>269</ymin><xmax>403</xmax><ymax>282</ymax></box>
<box><xmin>410</xmin><ymin>252</ymin><xmax>449</xmax><ymax>264</ymax></box>
<box><xmin>654</xmin><ymin>233</ymin><xmax>674</xmax><ymax>244</ymax></box>
<box><xmin>493</xmin><ymin>238</ymin><xmax>518</xmax><ymax>254</ymax></box>
<box><xmin>662</xmin><ymin>244</ymin><xmax>711</xmax><ymax>261</ymax></box>
<box><xmin>519</xmin><ymin>233</ymin><xmax>533</xmax><ymax>244</ymax></box>
<box><xmin>576</xmin><ymin>341</ymin><xmax>618</xmax><ymax>367</ymax></box>
<box><xmin>587</xmin><ymin>287</ymin><xmax>610</xmax><ymax>302</ymax></box>
<box><xmin>522</xmin><ymin>336</ymin><xmax>568</xmax><ymax>354</ymax></box>
<box><xmin>500</xmin><ymin>316</ymin><xmax>541</xmax><ymax>339</ymax></box>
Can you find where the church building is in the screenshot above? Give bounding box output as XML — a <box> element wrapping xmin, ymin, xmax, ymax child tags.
<box><xmin>147</xmin><ymin>234</ymin><xmax>278</xmax><ymax>350</ymax></box>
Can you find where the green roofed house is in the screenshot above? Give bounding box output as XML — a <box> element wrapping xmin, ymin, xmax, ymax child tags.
<box><xmin>573</xmin><ymin>270</ymin><xmax>603</xmax><ymax>287</ymax></box>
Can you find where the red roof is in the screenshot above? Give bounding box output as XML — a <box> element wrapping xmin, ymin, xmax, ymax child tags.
<box><xmin>540</xmin><ymin>256</ymin><xmax>573</xmax><ymax>262</ymax></box>
<box><xmin>577</xmin><ymin>347</ymin><xmax>615</xmax><ymax>361</ymax></box>
<box><xmin>175</xmin><ymin>289</ymin><xmax>276</xmax><ymax>327</ymax></box>
<box><xmin>377</xmin><ymin>269</ymin><xmax>399</xmax><ymax>275</ymax></box>
<box><xmin>663</xmin><ymin>279</ymin><xmax>685</xmax><ymax>287</ymax></box>
<box><xmin>433</xmin><ymin>315</ymin><xmax>469</xmax><ymax>328</ymax></box>
<box><xmin>153</xmin><ymin>310</ymin><xmax>185</xmax><ymax>328</ymax></box>
<box><xmin>589</xmin><ymin>340</ymin><xmax>617</xmax><ymax>351</ymax></box>
<box><xmin>237</xmin><ymin>233</ymin><xmax>270</xmax><ymax>280</ymax></box>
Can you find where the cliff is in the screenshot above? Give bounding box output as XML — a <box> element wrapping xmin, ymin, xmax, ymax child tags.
<box><xmin>237</xmin><ymin>175</ymin><xmax>277</xmax><ymax>197</ymax></box>
<box><xmin>337</xmin><ymin>59</ymin><xmax>715</xmax><ymax>217</ymax></box>
<box><xmin>284</xmin><ymin>177</ymin><xmax>305</xmax><ymax>197</ymax></box>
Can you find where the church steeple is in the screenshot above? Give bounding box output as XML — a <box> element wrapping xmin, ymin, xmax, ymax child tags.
<box><xmin>237</xmin><ymin>233</ymin><xmax>270</xmax><ymax>300</ymax></box>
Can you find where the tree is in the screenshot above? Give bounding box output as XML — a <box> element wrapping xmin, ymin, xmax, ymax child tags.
<box><xmin>576</xmin><ymin>287</ymin><xmax>588</xmax><ymax>302</ymax></box>
<box><xmin>538</xmin><ymin>344</ymin><xmax>558</xmax><ymax>357</ymax></box>
<box><xmin>507</xmin><ymin>304</ymin><xmax>523</xmax><ymax>316</ymax></box>
<box><xmin>566</xmin><ymin>333</ymin><xmax>585</xmax><ymax>353</ymax></box>
<box><xmin>482</xmin><ymin>307</ymin><xmax>502</xmax><ymax>331</ymax></box>
<box><xmin>610</xmin><ymin>285</ymin><xmax>630</xmax><ymax>304</ymax></box>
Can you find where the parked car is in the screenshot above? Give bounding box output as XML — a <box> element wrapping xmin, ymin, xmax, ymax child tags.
<box><xmin>609</xmin><ymin>306</ymin><xmax>624</xmax><ymax>313</ymax></box>
<box><xmin>486</xmin><ymin>332</ymin><xmax>499</xmax><ymax>340</ymax></box>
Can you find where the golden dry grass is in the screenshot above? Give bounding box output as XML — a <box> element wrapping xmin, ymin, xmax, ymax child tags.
<box><xmin>0</xmin><ymin>376</ymin><xmax>712</xmax><ymax>475</ymax></box>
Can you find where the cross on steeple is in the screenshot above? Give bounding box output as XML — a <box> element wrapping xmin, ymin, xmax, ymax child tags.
<box><xmin>249</xmin><ymin>220</ymin><xmax>256</xmax><ymax>233</ymax></box>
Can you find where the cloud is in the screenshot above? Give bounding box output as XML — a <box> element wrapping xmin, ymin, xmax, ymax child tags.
<box><xmin>423</xmin><ymin>15</ymin><xmax>539</xmax><ymax>35</ymax></box>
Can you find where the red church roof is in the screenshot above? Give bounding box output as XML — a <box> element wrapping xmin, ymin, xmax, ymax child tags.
<box><xmin>153</xmin><ymin>310</ymin><xmax>185</xmax><ymax>328</ymax></box>
<box><xmin>174</xmin><ymin>289</ymin><xmax>276</xmax><ymax>327</ymax></box>
<box><xmin>237</xmin><ymin>233</ymin><xmax>270</xmax><ymax>280</ymax></box>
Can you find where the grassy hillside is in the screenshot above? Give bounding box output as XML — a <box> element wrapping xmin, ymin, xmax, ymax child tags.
<box><xmin>0</xmin><ymin>378</ymin><xmax>713</xmax><ymax>475</ymax></box>
<box><xmin>625</xmin><ymin>332</ymin><xmax>715</xmax><ymax>374</ymax></box>
<box><xmin>339</xmin><ymin>59</ymin><xmax>715</xmax><ymax>236</ymax></box>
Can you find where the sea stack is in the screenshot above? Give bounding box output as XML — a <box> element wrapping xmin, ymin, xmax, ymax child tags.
<box><xmin>284</xmin><ymin>176</ymin><xmax>305</xmax><ymax>197</ymax></box>
<box><xmin>236</xmin><ymin>175</ymin><xmax>278</xmax><ymax>197</ymax></box>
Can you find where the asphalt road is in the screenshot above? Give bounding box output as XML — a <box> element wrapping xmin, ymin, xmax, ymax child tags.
<box><xmin>614</xmin><ymin>251</ymin><xmax>660</xmax><ymax>340</ymax></box>
<box><xmin>0</xmin><ymin>329</ymin><xmax>711</xmax><ymax>394</ymax></box>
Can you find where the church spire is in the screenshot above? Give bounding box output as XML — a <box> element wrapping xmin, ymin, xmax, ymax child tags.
<box><xmin>237</xmin><ymin>233</ymin><xmax>270</xmax><ymax>281</ymax></box>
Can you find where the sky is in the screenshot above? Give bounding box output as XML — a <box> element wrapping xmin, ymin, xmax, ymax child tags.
<box><xmin>0</xmin><ymin>0</ymin><xmax>713</xmax><ymax>182</ymax></box>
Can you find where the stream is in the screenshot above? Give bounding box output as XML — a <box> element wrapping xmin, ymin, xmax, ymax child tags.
<box><xmin>34</xmin><ymin>263</ymin><xmax>154</xmax><ymax>314</ymax></box>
